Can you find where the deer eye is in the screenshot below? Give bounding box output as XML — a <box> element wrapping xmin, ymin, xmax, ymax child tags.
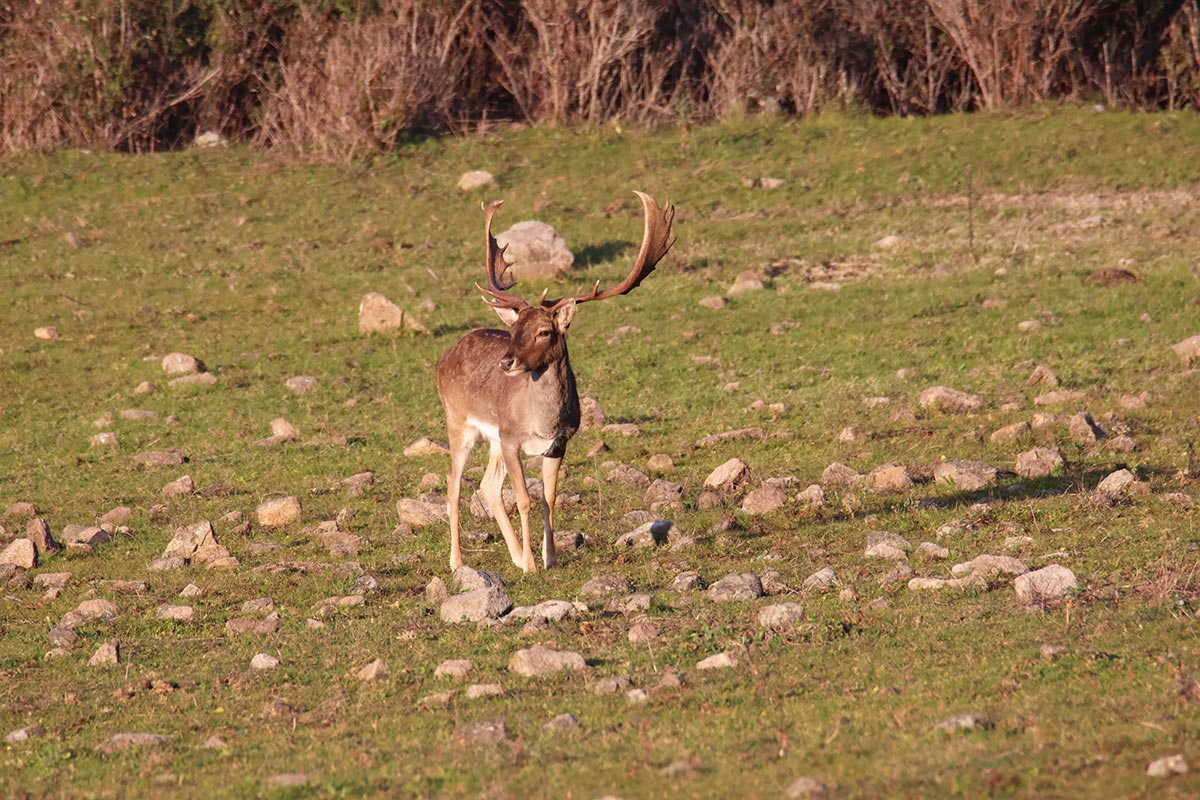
<box><xmin>535</xmin><ymin>329</ymin><xmax>552</xmax><ymax>339</ymax></box>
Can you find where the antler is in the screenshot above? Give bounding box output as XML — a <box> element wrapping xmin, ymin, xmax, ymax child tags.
<box><xmin>545</xmin><ymin>190</ymin><xmax>676</xmax><ymax>309</ymax></box>
<box><xmin>476</xmin><ymin>200</ymin><xmax>529</xmax><ymax>311</ymax></box>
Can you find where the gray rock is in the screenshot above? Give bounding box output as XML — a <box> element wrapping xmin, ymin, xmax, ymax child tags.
<box><xmin>425</xmin><ymin>576</ymin><xmax>449</xmax><ymax>604</ymax></box>
<box><xmin>465</xmin><ymin>683</ymin><xmax>504</xmax><ymax>699</ymax></box>
<box><xmin>161</xmin><ymin>475</ymin><xmax>195</xmax><ymax>498</ymax></box>
<box><xmin>728</xmin><ymin>270</ymin><xmax>764</xmax><ymax>294</ymax></box>
<box><xmin>1094</xmin><ymin>468</ymin><xmax>1136</xmax><ymax>498</ymax></box>
<box><xmin>396</xmin><ymin>497</ymin><xmax>446</xmax><ymax>527</ymax></box>
<box><xmin>757</xmin><ymin>603</ymin><xmax>806</xmax><ymax>631</ymax></box>
<box><xmin>865</xmin><ymin>530</ymin><xmax>912</xmax><ymax>559</ymax></box>
<box><xmin>741</xmin><ymin>485</ymin><xmax>788</xmax><ymax>514</ymax></box>
<box><xmin>908</xmin><ymin>575</ymin><xmax>987</xmax><ymax>591</ymax></box>
<box><xmin>934</xmin><ymin>713</ymin><xmax>992</xmax><ymax>733</ymax></box>
<box><xmin>952</xmin><ymin>554</ymin><xmax>1029</xmax><ymax>579</ymax></box>
<box><xmin>225</xmin><ymin>612</ymin><xmax>280</xmax><ymax>636</ymax></box>
<box><xmin>670</xmin><ymin>570</ymin><xmax>703</xmax><ymax>592</ymax></box>
<box><xmin>440</xmin><ymin>586</ymin><xmax>513</xmax><ymax>624</ymax></box>
<box><xmin>594</xmin><ymin>674</ymin><xmax>632</xmax><ymax>694</ymax></box>
<box><xmin>0</xmin><ymin>538</ymin><xmax>35</xmax><ymax>569</ymax></box>
<box><xmin>785</xmin><ymin>776</ymin><xmax>830</xmax><ymax>799</ymax></box>
<box><xmin>796</xmin><ymin>484</ymin><xmax>825</xmax><ymax>508</ymax></box>
<box><xmin>134</xmin><ymin>449</ymin><xmax>185</xmax><ymax>467</ymax></box>
<box><xmin>156</xmin><ymin>604</ymin><xmax>194</xmax><ymax>621</ymax></box>
<box><xmin>706</xmin><ymin>573</ymin><xmax>763</xmax><ymax>602</ymax></box>
<box><xmin>257</xmin><ymin>496</ymin><xmax>301</xmax><ymax>527</ymax></box>
<box><xmin>89</xmin><ymin>640</ymin><xmax>120</xmax><ymax>666</ymax></box>
<box><xmin>266</xmin><ymin>773</ymin><xmax>309</xmax><ymax>788</ymax></box>
<box><xmin>1146</xmin><ymin>753</ymin><xmax>1189</xmax><ymax>777</ymax></box>
<box><xmin>509</xmin><ymin>645</ymin><xmax>586</xmax><ymax>677</ymax></box>
<box><xmin>607</xmin><ymin>463</ymin><xmax>650</xmax><ymax>488</ymax></box>
<box><xmin>615</xmin><ymin>519</ymin><xmax>678</xmax><ymax>548</ymax></box>
<box><xmin>358</xmin><ymin>292</ymin><xmax>429</xmax><ymax>334</ymax></box>
<box><xmin>990</xmin><ymin>421</ymin><xmax>1032</xmax><ymax>444</ymax></box>
<box><xmin>456</xmin><ymin>170</ymin><xmax>495</xmax><ymax>190</ymax></box>
<box><xmin>1014</xmin><ymin>564</ymin><xmax>1078</xmax><ymax>608</ymax></box>
<box><xmin>453</xmin><ymin>718</ymin><xmax>507</xmax><ymax>746</ymax></box>
<box><xmin>495</xmin><ymin>221</ymin><xmax>573</xmax><ymax>282</ymax></box>
<box><xmin>933</xmin><ymin>460</ymin><xmax>997</xmax><ymax>491</ymax></box>
<box><xmin>869</xmin><ymin>463</ymin><xmax>913</xmax><ymax>493</ymax></box>
<box><xmin>580</xmin><ymin>574</ymin><xmax>633</xmax><ymax>598</ymax></box>
<box><xmin>168</xmin><ymin>372</ymin><xmax>216</xmax><ymax>389</ymax></box>
<box><xmin>5</xmin><ymin>725</ymin><xmax>46</xmax><ymax>744</ymax></box>
<box><xmin>147</xmin><ymin>556</ymin><xmax>186</xmax><ymax>571</ymax></box>
<box><xmin>162</xmin><ymin>352</ymin><xmax>203</xmax><ymax>376</ymax></box>
<box><xmin>435</xmin><ymin>659</ymin><xmax>473</xmax><ymax>680</ymax></box>
<box><xmin>917</xmin><ymin>542</ymin><xmax>950</xmax><ymax>559</ymax></box>
<box><xmin>1068</xmin><ymin>412</ymin><xmax>1106</xmax><ymax>444</ymax></box>
<box><xmin>703</xmin><ymin>458</ymin><xmax>751</xmax><ymax>492</ymax></box>
<box><xmin>802</xmin><ymin>567</ymin><xmax>838</xmax><ymax>593</ymax></box>
<box><xmin>544</xmin><ymin>713</ymin><xmax>581</xmax><ymax>733</ymax></box>
<box><xmin>33</xmin><ymin>571</ymin><xmax>71</xmax><ymax>589</ymax></box>
<box><xmin>698</xmin><ymin>295</ymin><xmax>727</xmax><ymax>309</ymax></box>
<box><xmin>96</xmin><ymin>732</ymin><xmax>172</xmax><ymax>753</ymax></box>
<box><xmin>1015</xmin><ymin>447</ymin><xmax>1064</xmax><ymax>478</ymax></box>
<box><xmin>453</xmin><ymin>565</ymin><xmax>505</xmax><ymax>592</ymax></box>
<box><xmin>628</xmin><ymin>620</ymin><xmax>658</xmax><ymax>643</ymax></box>
<box><xmin>918</xmin><ymin>385</ymin><xmax>982</xmax><ymax>413</ymax></box>
<box><xmin>355</xmin><ymin>659</ymin><xmax>388</xmax><ymax>681</ymax></box>
<box><xmin>697</xmin><ymin>428</ymin><xmax>765</xmax><ymax>448</ymax></box>
<box><xmin>1171</xmin><ymin>333</ymin><xmax>1200</xmax><ymax>366</ymax></box>
<box><xmin>644</xmin><ymin>479</ymin><xmax>683</xmax><ymax>510</ymax></box>
<box><xmin>822</xmin><ymin>462</ymin><xmax>863</xmax><ymax>486</ymax></box>
<box><xmin>163</xmin><ymin>520</ymin><xmax>219</xmax><ymax>561</ymax></box>
<box><xmin>507</xmin><ymin>599</ymin><xmax>585</xmax><ymax>622</ymax></box>
<box><xmin>250</xmin><ymin>653</ymin><xmax>279</xmax><ymax>670</ymax></box>
<box><xmin>696</xmin><ymin>651</ymin><xmax>739</xmax><ymax>670</ymax></box>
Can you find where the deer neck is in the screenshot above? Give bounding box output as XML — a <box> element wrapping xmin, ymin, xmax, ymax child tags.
<box><xmin>520</xmin><ymin>347</ymin><xmax>579</xmax><ymax>454</ymax></box>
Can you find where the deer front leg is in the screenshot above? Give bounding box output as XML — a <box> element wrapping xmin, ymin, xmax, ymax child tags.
<box><xmin>481</xmin><ymin>442</ymin><xmax>523</xmax><ymax>567</ymax></box>
<box><xmin>445</xmin><ymin>430</ymin><xmax>475</xmax><ymax>572</ymax></box>
<box><xmin>501</xmin><ymin>442</ymin><xmax>537</xmax><ymax>573</ymax></box>
<box><xmin>540</xmin><ymin>455</ymin><xmax>562</xmax><ymax>568</ymax></box>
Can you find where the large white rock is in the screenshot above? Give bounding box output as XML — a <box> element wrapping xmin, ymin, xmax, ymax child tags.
<box><xmin>495</xmin><ymin>221</ymin><xmax>574</xmax><ymax>282</ymax></box>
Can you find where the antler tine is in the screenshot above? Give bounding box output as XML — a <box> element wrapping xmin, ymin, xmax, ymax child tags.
<box><xmin>545</xmin><ymin>191</ymin><xmax>676</xmax><ymax>309</ymax></box>
<box><xmin>477</xmin><ymin>199</ymin><xmax>528</xmax><ymax>311</ymax></box>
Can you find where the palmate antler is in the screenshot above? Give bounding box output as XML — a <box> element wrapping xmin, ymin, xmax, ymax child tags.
<box><xmin>477</xmin><ymin>192</ymin><xmax>676</xmax><ymax>312</ymax></box>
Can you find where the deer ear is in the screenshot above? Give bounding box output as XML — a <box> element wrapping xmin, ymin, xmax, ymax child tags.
<box><xmin>553</xmin><ymin>299</ymin><xmax>576</xmax><ymax>332</ymax></box>
<box><xmin>491</xmin><ymin>305</ymin><xmax>520</xmax><ymax>327</ymax></box>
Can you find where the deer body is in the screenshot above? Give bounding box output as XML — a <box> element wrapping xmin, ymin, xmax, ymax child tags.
<box><xmin>436</xmin><ymin>192</ymin><xmax>675</xmax><ymax>573</ymax></box>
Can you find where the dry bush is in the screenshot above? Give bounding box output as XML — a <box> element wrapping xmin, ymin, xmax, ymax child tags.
<box><xmin>255</xmin><ymin>0</ymin><xmax>484</xmax><ymax>159</ymax></box>
<box><xmin>487</xmin><ymin>0</ymin><xmax>674</xmax><ymax>125</ymax></box>
<box><xmin>1157</xmin><ymin>1</ymin><xmax>1200</xmax><ymax>109</ymax></box>
<box><xmin>0</xmin><ymin>0</ymin><xmax>213</xmax><ymax>151</ymax></box>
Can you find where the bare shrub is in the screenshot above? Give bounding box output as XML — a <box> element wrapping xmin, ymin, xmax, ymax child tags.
<box><xmin>254</xmin><ymin>0</ymin><xmax>483</xmax><ymax>158</ymax></box>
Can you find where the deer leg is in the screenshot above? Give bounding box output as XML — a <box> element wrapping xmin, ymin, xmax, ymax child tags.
<box><xmin>481</xmin><ymin>441</ymin><xmax>523</xmax><ymax>567</ymax></box>
<box><xmin>445</xmin><ymin>426</ymin><xmax>477</xmax><ymax>572</ymax></box>
<box><xmin>540</xmin><ymin>456</ymin><xmax>562</xmax><ymax>568</ymax></box>
<box><xmin>501</xmin><ymin>442</ymin><xmax>536</xmax><ymax>573</ymax></box>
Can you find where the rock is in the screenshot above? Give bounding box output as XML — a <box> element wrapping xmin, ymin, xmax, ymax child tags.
<box><xmin>257</xmin><ymin>496</ymin><xmax>301</xmax><ymax>527</ymax></box>
<box><xmin>453</xmin><ymin>565</ymin><xmax>505</xmax><ymax>593</ymax></box>
<box><xmin>869</xmin><ymin>463</ymin><xmax>913</xmax><ymax>493</ymax></box>
<box><xmin>952</xmin><ymin>554</ymin><xmax>1028</xmax><ymax>579</ymax></box>
<box><xmin>1171</xmin><ymin>334</ymin><xmax>1200</xmax><ymax>366</ymax></box>
<box><xmin>34</xmin><ymin>325</ymin><xmax>59</xmax><ymax>340</ymax></box>
<box><xmin>918</xmin><ymin>385</ymin><xmax>982</xmax><ymax>413</ymax></box>
<box><xmin>1094</xmin><ymin>468</ymin><xmax>1136</xmax><ymax>498</ymax></box>
<box><xmin>435</xmin><ymin>659</ymin><xmax>473</xmax><ymax>680</ymax></box>
<box><xmin>1015</xmin><ymin>447</ymin><xmax>1064</xmax><ymax>478</ymax></box>
<box><xmin>425</xmin><ymin>576</ymin><xmax>449</xmax><ymax>604</ymax></box>
<box><xmin>146</xmin><ymin>557</ymin><xmax>186</xmax><ymax>572</ymax></box>
<box><xmin>580</xmin><ymin>574</ymin><xmax>633</xmax><ymax>598</ymax></box>
<box><xmin>466</xmin><ymin>683</ymin><xmax>504</xmax><ymax>699</ymax></box>
<box><xmin>932</xmin><ymin>460</ymin><xmax>996</xmax><ymax>491</ymax></box>
<box><xmin>594</xmin><ymin>675</ymin><xmax>632</xmax><ymax>695</ymax></box>
<box><xmin>90</xmin><ymin>432</ymin><xmax>117</xmax><ymax>447</ymax></box>
<box><xmin>544</xmin><ymin>713</ymin><xmax>581</xmax><ymax>734</ymax></box>
<box><xmin>453</xmin><ymin>718</ymin><xmax>507</xmax><ymax>746</ymax></box>
<box><xmin>917</xmin><ymin>542</ymin><xmax>950</xmax><ymax>559</ymax></box>
<box><xmin>628</xmin><ymin>620</ymin><xmax>658</xmax><ymax>643</ymax></box>
<box><xmin>741</xmin><ymin>485</ymin><xmax>788</xmax><ymax>514</ymax></box>
<box><xmin>1014</xmin><ymin>564</ymin><xmax>1078</xmax><ymax>608</ymax></box>
<box><xmin>757</xmin><ymin>603</ymin><xmax>806</xmax><ymax>631</ymax></box>
<box><xmin>990</xmin><ymin>421</ymin><xmax>1031</xmax><ymax>444</ymax></box>
<box><xmin>510</xmin><ymin>645</ymin><xmax>586</xmax><ymax>677</ymax></box>
<box><xmin>607</xmin><ymin>463</ymin><xmax>650</xmax><ymax>488</ymax></box>
<box><xmin>250</xmin><ymin>653</ymin><xmax>279</xmax><ymax>670</ymax></box>
<box><xmin>162</xmin><ymin>352</ymin><xmax>203</xmax><ymax>376</ymax></box>
<box><xmin>96</xmin><ymin>732</ymin><xmax>172</xmax><ymax>753</ymax></box>
<box><xmin>1034</xmin><ymin>389</ymin><xmax>1086</xmax><ymax>406</ymax></box>
<box><xmin>697</xmin><ymin>427</ymin><xmax>765</xmax><ymax>447</ymax></box>
<box><xmin>440</xmin><ymin>586</ymin><xmax>513</xmax><ymax>623</ymax></box>
<box><xmin>728</xmin><ymin>271</ymin><xmax>765</xmax><ymax>294</ymax></box>
<box><xmin>359</xmin><ymin>292</ymin><xmax>431</xmax><ymax>335</ymax></box>
<box><xmin>707</xmin><ymin>573</ymin><xmax>763</xmax><ymax>602</ymax></box>
<box><xmin>495</xmin><ymin>221</ymin><xmax>573</xmax><ymax>282</ymax></box>
<box><xmin>266</xmin><ymin>774</ymin><xmax>309</xmax><ymax>788</ymax></box>
<box><xmin>60</xmin><ymin>525</ymin><xmax>110</xmax><ymax>547</ymax></box>
<box><xmin>698</xmin><ymin>296</ymin><xmax>727</xmax><ymax>309</ymax></box>
<box><xmin>163</xmin><ymin>520</ymin><xmax>219</xmax><ymax>561</ymax></box>
<box><xmin>1068</xmin><ymin>412</ymin><xmax>1106</xmax><ymax>444</ymax></box>
<box><xmin>397</xmin><ymin>497</ymin><xmax>445</xmax><ymax>527</ymax></box>
<box><xmin>161</xmin><ymin>475</ymin><xmax>195</xmax><ymax>498</ymax></box>
<box><xmin>802</xmin><ymin>567</ymin><xmax>838</xmax><ymax>593</ymax></box>
<box><xmin>33</xmin><ymin>572</ymin><xmax>71</xmax><ymax>589</ymax></box>
<box><xmin>456</xmin><ymin>170</ymin><xmax>494</xmax><ymax>190</ymax></box>
<box><xmin>156</xmin><ymin>605</ymin><xmax>194</xmax><ymax>621</ymax></box>
<box><xmin>822</xmin><ymin>462</ymin><xmax>862</xmax><ymax>486</ymax></box>
<box><xmin>169</xmin><ymin>372</ymin><xmax>217</xmax><ymax>389</ymax></box>
<box><xmin>356</xmin><ymin>659</ymin><xmax>388</xmax><ymax>681</ymax></box>
<box><xmin>792</xmin><ymin>485</ymin><xmax>824</xmax><ymax>510</ymax></box>
<box><xmin>670</xmin><ymin>571</ymin><xmax>703</xmax><ymax>592</ymax></box>
<box><xmin>934</xmin><ymin>713</ymin><xmax>992</xmax><ymax>733</ymax></box>
<box><xmin>404</xmin><ymin>437</ymin><xmax>449</xmax><ymax>457</ymax></box>
<box><xmin>134</xmin><ymin>449</ymin><xmax>185</xmax><ymax>467</ymax></box>
<box><xmin>269</xmin><ymin>417</ymin><xmax>299</xmax><ymax>440</ymax></box>
<box><xmin>5</xmin><ymin>725</ymin><xmax>46</xmax><ymax>744</ymax></box>
<box><xmin>703</xmin><ymin>458</ymin><xmax>751</xmax><ymax>493</ymax></box>
<box><xmin>89</xmin><ymin>640</ymin><xmax>120</xmax><ymax>666</ymax></box>
<box><xmin>225</xmin><ymin>612</ymin><xmax>280</xmax><ymax>636</ymax></box>
<box><xmin>0</xmin><ymin>539</ymin><xmax>36</xmax><ymax>569</ymax></box>
<box><xmin>865</xmin><ymin>531</ymin><xmax>912</xmax><ymax>560</ymax></box>
<box><xmin>1146</xmin><ymin>754</ymin><xmax>1189</xmax><ymax>777</ymax></box>
<box><xmin>785</xmin><ymin>776</ymin><xmax>831</xmax><ymax>799</ymax></box>
<box><xmin>697</xmin><ymin>651</ymin><xmax>739</xmax><ymax>670</ymax></box>
<box><xmin>908</xmin><ymin>575</ymin><xmax>986</xmax><ymax>591</ymax></box>
<box><xmin>133</xmin><ymin>381</ymin><xmax>156</xmax><ymax>395</ymax></box>
<box><xmin>5</xmin><ymin>501</ymin><xmax>38</xmax><ymax>519</ymax></box>
<box><xmin>285</xmin><ymin>375</ymin><xmax>318</xmax><ymax>394</ymax></box>
<box><xmin>644</xmin><ymin>479</ymin><xmax>683</xmax><ymax>510</ymax></box>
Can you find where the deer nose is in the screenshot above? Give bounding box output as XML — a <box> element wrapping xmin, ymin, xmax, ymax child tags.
<box><xmin>499</xmin><ymin>354</ymin><xmax>516</xmax><ymax>372</ymax></box>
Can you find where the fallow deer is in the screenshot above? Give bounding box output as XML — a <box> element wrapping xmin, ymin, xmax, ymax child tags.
<box><xmin>436</xmin><ymin>191</ymin><xmax>676</xmax><ymax>573</ymax></box>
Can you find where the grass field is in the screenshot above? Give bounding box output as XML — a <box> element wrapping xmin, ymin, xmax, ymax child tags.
<box><xmin>1</xmin><ymin>107</ymin><xmax>1199</xmax><ymax>799</ymax></box>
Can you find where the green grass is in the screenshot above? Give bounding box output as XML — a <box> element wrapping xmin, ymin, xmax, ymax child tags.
<box><xmin>1</xmin><ymin>106</ymin><xmax>1199</xmax><ymax>798</ymax></box>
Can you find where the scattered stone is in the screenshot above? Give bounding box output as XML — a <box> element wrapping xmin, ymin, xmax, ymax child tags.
<box><xmin>133</xmin><ymin>381</ymin><xmax>156</xmax><ymax>396</ymax></box>
<box><xmin>907</xmin><ymin>575</ymin><xmax>986</xmax><ymax>591</ymax></box>
<box><xmin>1015</xmin><ymin>447</ymin><xmax>1064</xmax><ymax>478</ymax></box>
<box><xmin>1093</xmin><ymin>468</ymin><xmax>1137</xmax><ymax>500</ymax></box>
<box><xmin>1068</xmin><ymin>412</ymin><xmax>1106</xmax><ymax>444</ymax></box>
<box><xmin>34</xmin><ymin>325</ymin><xmax>59</xmax><ymax>340</ymax></box>
<box><xmin>697</xmin><ymin>651</ymin><xmax>739</xmax><ymax>670</ymax></box>
<box><xmin>496</xmin><ymin>220</ymin><xmax>573</xmax><ymax>282</ymax></box>
<box><xmin>203</xmin><ymin>736</ymin><xmax>227</xmax><ymax>750</ymax></box>
<box><xmin>728</xmin><ymin>270</ymin><xmax>764</xmax><ymax>294</ymax></box>
<box><xmin>703</xmin><ymin>458</ymin><xmax>751</xmax><ymax>493</ymax></box>
<box><xmin>225</xmin><ymin>612</ymin><xmax>280</xmax><ymax>636</ymax></box>
<box><xmin>179</xmin><ymin>583</ymin><xmax>204</xmax><ymax>597</ymax></box>
<box><xmin>90</xmin><ymin>432</ymin><xmax>117</xmax><ymax>447</ymax></box>
<box><xmin>356</xmin><ymin>659</ymin><xmax>389</xmax><ymax>681</ymax></box>
<box><xmin>741</xmin><ymin>484</ymin><xmax>788</xmax><ymax>514</ymax></box>
<box><xmin>607</xmin><ymin>463</ymin><xmax>650</xmax><ymax>488</ymax></box>
<box><xmin>162</xmin><ymin>520</ymin><xmax>226</xmax><ymax>564</ymax></box>
<box><xmin>404</xmin><ymin>437</ymin><xmax>449</xmax><ymax>457</ymax></box>
<box><xmin>440</xmin><ymin>586</ymin><xmax>513</xmax><ymax>624</ymax></box>
<box><xmin>822</xmin><ymin>462</ymin><xmax>862</xmax><ymax>486</ymax></box>
<box><xmin>161</xmin><ymin>475</ymin><xmax>195</xmax><ymax>498</ymax></box>
<box><xmin>134</xmin><ymin>449</ymin><xmax>184</xmax><ymax>467</ymax></box>
<box><xmin>918</xmin><ymin>385</ymin><xmax>982</xmax><ymax>414</ymax></box>
<box><xmin>934</xmin><ymin>713</ymin><xmax>992</xmax><ymax>733</ymax></box>
<box><xmin>156</xmin><ymin>605</ymin><xmax>194</xmax><ymax>621</ymax></box>
<box><xmin>1040</xmin><ymin>643</ymin><xmax>1067</xmax><ymax>660</ymax></box>
<box><xmin>100</xmin><ymin>506</ymin><xmax>133</xmax><ymax>525</ymax></box>
<box><xmin>96</xmin><ymin>732</ymin><xmax>172</xmax><ymax>753</ymax></box>
<box><xmin>670</xmin><ymin>571</ymin><xmax>703</xmax><ymax>592</ymax></box>
<box><xmin>169</xmin><ymin>372</ymin><xmax>217</xmax><ymax>389</ymax></box>
<box><xmin>706</xmin><ymin>573</ymin><xmax>763</xmax><ymax>602</ymax></box>
<box><xmin>435</xmin><ymin>659</ymin><xmax>473</xmax><ymax>680</ymax></box>
<box><xmin>865</xmin><ymin>530</ymin><xmax>912</xmax><ymax>560</ymax></box>
<box><xmin>60</xmin><ymin>525</ymin><xmax>110</xmax><ymax>547</ymax></box>
<box><xmin>257</xmin><ymin>496</ymin><xmax>301</xmax><ymax>527</ymax></box>
<box><xmin>1014</xmin><ymin>564</ymin><xmax>1078</xmax><ymax>608</ymax></box>
<box><xmin>33</xmin><ymin>572</ymin><xmax>71</xmax><ymax>590</ymax></box>
<box><xmin>628</xmin><ymin>620</ymin><xmax>658</xmax><ymax>643</ymax></box>
<box><xmin>250</xmin><ymin>653</ymin><xmax>279</xmax><ymax>670</ymax></box>
<box><xmin>699</xmin><ymin>295</ymin><xmax>727</xmax><ymax>309</ymax></box>
<box><xmin>453</xmin><ymin>565</ymin><xmax>505</xmax><ymax>592</ymax></box>
<box><xmin>952</xmin><ymin>554</ymin><xmax>1029</xmax><ymax>579</ymax></box>
<box><xmin>396</xmin><ymin>497</ymin><xmax>446</xmax><ymax>527</ymax></box>
<box><xmin>0</xmin><ymin>538</ymin><xmax>36</xmax><ymax>569</ymax></box>
<box><xmin>917</xmin><ymin>542</ymin><xmax>950</xmax><ymax>559</ymax></box>
<box><xmin>697</xmin><ymin>427</ymin><xmax>765</xmax><ymax>447</ymax></box>
<box><xmin>453</xmin><ymin>718</ymin><xmax>507</xmax><ymax>746</ymax></box>
<box><xmin>89</xmin><ymin>640</ymin><xmax>120</xmax><ymax>666</ymax></box>
<box><xmin>580</xmin><ymin>573</ymin><xmax>633</xmax><ymax>598</ymax></box>
<box><xmin>802</xmin><ymin>567</ymin><xmax>838</xmax><ymax>593</ymax></box>
<box><xmin>162</xmin><ymin>352</ymin><xmax>203</xmax><ymax>376</ymax></box>
<box><xmin>1034</xmin><ymin>389</ymin><xmax>1086</xmax><ymax>406</ymax></box>
<box><xmin>285</xmin><ymin>375</ymin><xmax>318</xmax><ymax>394</ymax></box>
<box><xmin>758</xmin><ymin>603</ymin><xmax>806</xmax><ymax>631</ymax></box>
<box><xmin>146</xmin><ymin>557</ymin><xmax>186</xmax><ymax>572</ymax></box>
<box><xmin>1171</xmin><ymin>334</ymin><xmax>1200</xmax><ymax>366</ymax></box>
<box><xmin>795</xmin><ymin>484</ymin><xmax>825</xmax><ymax>509</ymax></box>
<box><xmin>457</xmin><ymin>170</ymin><xmax>495</xmax><ymax>190</ymax></box>
<box><xmin>785</xmin><ymin>776</ymin><xmax>831</xmax><ymax>799</ymax></box>
<box><xmin>358</xmin><ymin>292</ymin><xmax>429</xmax><ymax>335</ymax></box>
<box><xmin>869</xmin><ymin>463</ymin><xmax>912</xmax><ymax>493</ymax></box>
<box><xmin>510</xmin><ymin>645</ymin><xmax>586</xmax><ymax>678</ymax></box>
<box><xmin>341</xmin><ymin>471</ymin><xmax>375</xmax><ymax>497</ymax></box>
<box><xmin>1146</xmin><ymin>754</ymin><xmax>1189</xmax><ymax>777</ymax></box>
<box><xmin>932</xmin><ymin>460</ymin><xmax>996</xmax><ymax>491</ymax></box>
<box><xmin>466</xmin><ymin>683</ymin><xmax>504</xmax><ymax>699</ymax></box>
<box><xmin>5</xmin><ymin>725</ymin><xmax>46</xmax><ymax>744</ymax></box>
<box><xmin>5</xmin><ymin>501</ymin><xmax>38</xmax><ymax>519</ymax></box>
<box><xmin>990</xmin><ymin>421</ymin><xmax>1031</xmax><ymax>444</ymax></box>
<box><xmin>644</xmin><ymin>479</ymin><xmax>683</xmax><ymax>511</ymax></box>
<box><xmin>266</xmin><ymin>774</ymin><xmax>309</xmax><ymax>788</ymax></box>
